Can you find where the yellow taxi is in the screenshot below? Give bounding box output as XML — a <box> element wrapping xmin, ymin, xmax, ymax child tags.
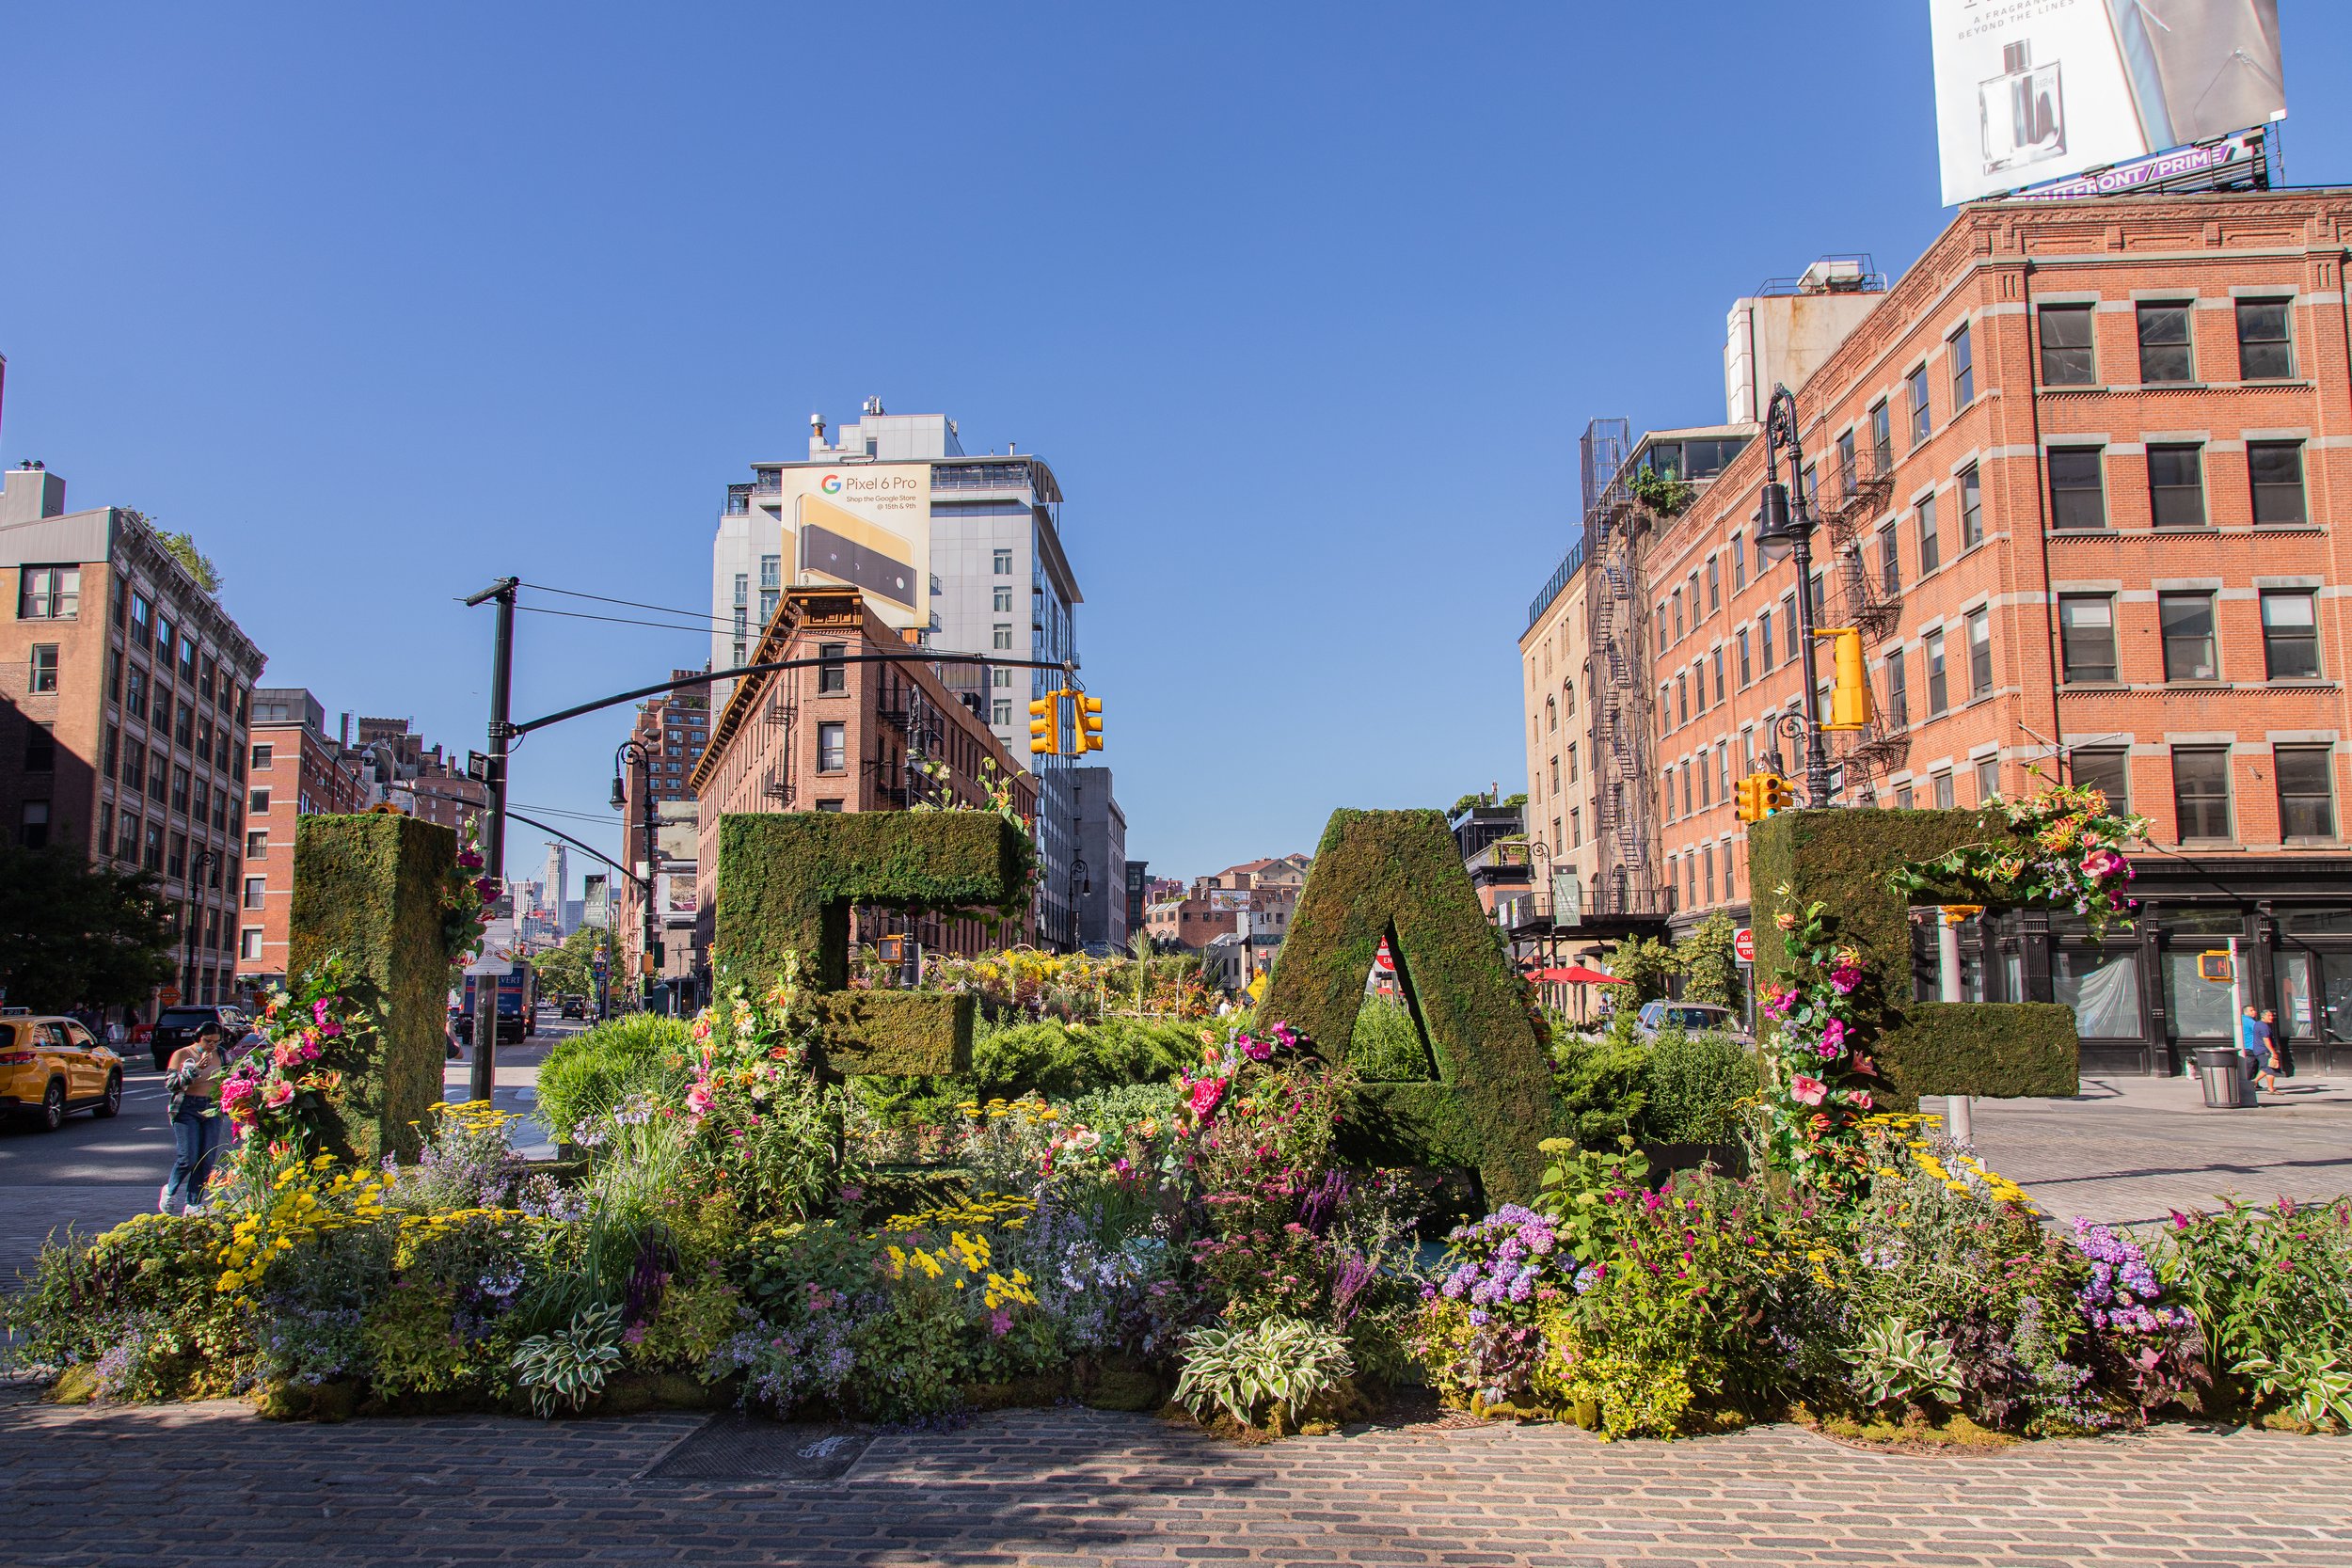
<box><xmin>0</xmin><ymin>1012</ymin><xmax>125</xmax><ymax>1131</ymax></box>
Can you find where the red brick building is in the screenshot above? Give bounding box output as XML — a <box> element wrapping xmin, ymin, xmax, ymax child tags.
<box><xmin>236</xmin><ymin>689</ymin><xmax>369</xmax><ymax>991</ymax></box>
<box><xmin>1625</xmin><ymin>187</ymin><xmax>2352</xmax><ymax>1074</ymax></box>
<box><xmin>690</xmin><ymin>586</ymin><xmax>1038</xmax><ymax>967</ymax></box>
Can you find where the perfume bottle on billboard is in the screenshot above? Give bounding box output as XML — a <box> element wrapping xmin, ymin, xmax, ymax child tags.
<box><xmin>1980</xmin><ymin>40</ymin><xmax>2067</xmax><ymax>176</ymax></box>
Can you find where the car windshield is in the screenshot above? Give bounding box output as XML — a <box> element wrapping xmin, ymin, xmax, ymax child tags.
<box><xmin>157</xmin><ymin>1009</ymin><xmax>216</xmax><ymax>1030</ymax></box>
<box><xmin>1671</xmin><ymin>1007</ymin><xmax>1722</xmax><ymax>1027</ymax></box>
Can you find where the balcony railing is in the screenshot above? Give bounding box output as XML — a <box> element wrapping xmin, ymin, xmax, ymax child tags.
<box><xmin>1526</xmin><ymin>534</ymin><xmax>1590</xmax><ymax>631</ymax></box>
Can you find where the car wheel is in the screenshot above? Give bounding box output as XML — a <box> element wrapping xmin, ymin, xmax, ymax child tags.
<box><xmin>92</xmin><ymin>1071</ymin><xmax>122</xmax><ymax>1119</ymax></box>
<box><xmin>35</xmin><ymin>1079</ymin><xmax>65</xmax><ymax>1132</ymax></box>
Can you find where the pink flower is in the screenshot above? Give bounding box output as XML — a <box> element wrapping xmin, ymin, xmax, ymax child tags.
<box><xmin>988</xmin><ymin>1309</ymin><xmax>1012</xmax><ymax>1338</ymax></box>
<box><xmin>1820</xmin><ymin>1018</ymin><xmax>1847</xmax><ymax>1053</ymax></box>
<box><xmin>1828</xmin><ymin>962</ymin><xmax>1863</xmax><ymax>995</ymax></box>
<box><xmin>263</xmin><ymin>1080</ymin><xmax>295</xmax><ymax>1109</ymax></box>
<box><xmin>473</xmin><ymin>877</ymin><xmax>501</xmax><ymax>900</ymax></box>
<box><xmin>1850</xmin><ymin>1090</ymin><xmax>1873</xmax><ymax>1111</ymax></box>
<box><xmin>1187</xmin><ymin>1077</ymin><xmax>1227</xmax><ymax>1119</ymax></box>
<box><xmin>686</xmin><ymin>1081</ymin><xmax>715</xmax><ymax>1117</ymax></box>
<box><xmin>217</xmin><ymin>1077</ymin><xmax>256</xmax><ymax>1111</ymax></box>
<box><xmin>1239</xmin><ymin>1033</ymin><xmax>1272</xmax><ymax>1063</ymax></box>
<box><xmin>273</xmin><ymin>1041</ymin><xmax>302</xmax><ymax>1069</ymax></box>
<box><xmin>1790</xmin><ymin>1074</ymin><xmax>1827</xmax><ymax>1107</ymax></box>
<box><xmin>1271</xmin><ymin>1022</ymin><xmax>1298</xmax><ymax>1049</ymax></box>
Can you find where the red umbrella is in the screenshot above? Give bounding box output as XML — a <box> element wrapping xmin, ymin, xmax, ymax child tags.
<box><xmin>1524</xmin><ymin>964</ymin><xmax>1627</xmax><ymax>985</ymax></box>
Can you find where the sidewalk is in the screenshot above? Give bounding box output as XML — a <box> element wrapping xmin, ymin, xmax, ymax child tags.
<box><xmin>1972</xmin><ymin>1071</ymin><xmax>2352</xmax><ymax>1227</ymax></box>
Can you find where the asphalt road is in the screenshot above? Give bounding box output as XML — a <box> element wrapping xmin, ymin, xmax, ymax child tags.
<box><xmin>0</xmin><ymin>1010</ymin><xmax>586</xmax><ymax>1288</ymax></box>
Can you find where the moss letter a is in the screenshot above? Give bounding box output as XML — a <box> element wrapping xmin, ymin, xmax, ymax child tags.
<box><xmin>1261</xmin><ymin>809</ymin><xmax>1558</xmax><ymax>1204</ymax></box>
<box><xmin>712</xmin><ymin>812</ymin><xmax>1028</xmax><ymax>1075</ymax></box>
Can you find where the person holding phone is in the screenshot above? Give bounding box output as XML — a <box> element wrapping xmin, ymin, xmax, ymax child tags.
<box><xmin>160</xmin><ymin>1021</ymin><xmax>227</xmax><ymax>1215</ymax></box>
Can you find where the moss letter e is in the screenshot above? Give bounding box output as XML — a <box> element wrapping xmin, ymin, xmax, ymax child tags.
<box><xmin>1260</xmin><ymin>809</ymin><xmax>1558</xmax><ymax>1204</ymax></box>
<box><xmin>712</xmin><ymin>812</ymin><xmax>1028</xmax><ymax>1076</ymax></box>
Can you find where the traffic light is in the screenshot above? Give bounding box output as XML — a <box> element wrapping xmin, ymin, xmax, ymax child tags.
<box><xmin>1817</xmin><ymin>627</ymin><xmax>1873</xmax><ymax>732</ymax></box>
<box><xmin>1735</xmin><ymin>775</ymin><xmax>1765</xmax><ymax>823</ymax></box>
<box><xmin>1761</xmin><ymin>773</ymin><xmax>1798</xmax><ymax>814</ymax></box>
<box><xmin>1074</xmin><ymin>693</ymin><xmax>1104</xmax><ymax>752</ymax></box>
<box><xmin>1027</xmin><ymin>694</ymin><xmax>1058</xmax><ymax>755</ymax></box>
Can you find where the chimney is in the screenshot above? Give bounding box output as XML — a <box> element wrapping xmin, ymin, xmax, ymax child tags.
<box><xmin>340</xmin><ymin>713</ymin><xmax>352</xmax><ymax>746</ymax></box>
<box><xmin>1</xmin><ymin>463</ymin><xmax>66</xmax><ymax>527</ymax></box>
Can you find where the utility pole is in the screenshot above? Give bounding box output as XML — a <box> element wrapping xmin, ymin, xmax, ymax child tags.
<box><xmin>642</xmin><ymin>757</ymin><xmax>660</xmax><ymax>1015</ymax></box>
<box><xmin>465</xmin><ymin>577</ymin><xmax>517</xmax><ymax>1103</ymax></box>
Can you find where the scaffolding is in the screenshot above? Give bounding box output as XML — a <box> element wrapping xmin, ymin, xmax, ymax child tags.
<box><xmin>1581</xmin><ymin>418</ymin><xmax>1667</xmax><ymax>923</ymax></box>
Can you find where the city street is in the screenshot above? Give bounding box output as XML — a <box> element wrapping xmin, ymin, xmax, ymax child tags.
<box><xmin>0</xmin><ymin>1012</ymin><xmax>580</xmax><ymax>1284</ymax></box>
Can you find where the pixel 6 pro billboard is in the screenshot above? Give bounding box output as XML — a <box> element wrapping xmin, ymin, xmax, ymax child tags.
<box><xmin>1931</xmin><ymin>0</ymin><xmax>2287</xmax><ymax>206</ymax></box>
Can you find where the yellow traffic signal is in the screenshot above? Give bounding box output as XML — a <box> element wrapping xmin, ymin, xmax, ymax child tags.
<box><xmin>1762</xmin><ymin>774</ymin><xmax>1799</xmax><ymax>814</ymax></box>
<box><xmin>1074</xmin><ymin>693</ymin><xmax>1104</xmax><ymax>752</ymax></box>
<box><xmin>1735</xmin><ymin>775</ymin><xmax>1764</xmax><ymax>824</ymax></box>
<box><xmin>1027</xmin><ymin>695</ymin><xmax>1058</xmax><ymax>755</ymax></box>
<box><xmin>1816</xmin><ymin>627</ymin><xmax>1873</xmax><ymax>732</ymax></box>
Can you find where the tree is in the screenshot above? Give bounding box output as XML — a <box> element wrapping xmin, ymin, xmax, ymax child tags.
<box><xmin>151</xmin><ymin>524</ymin><xmax>223</xmax><ymax>595</ymax></box>
<box><xmin>1678</xmin><ymin>911</ymin><xmax>1740</xmax><ymax>1007</ymax></box>
<box><xmin>0</xmin><ymin>843</ymin><xmax>179</xmax><ymax>1011</ymax></box>
<box><xmin>534</xmin><ymin>923</ymin><xmax>608</xmax><ymax>1001</ymax></box>
<box><xmin>1597</xmin><ymin>933</ymin><xmax>1678</xmax><ymax>1005</ymax></box>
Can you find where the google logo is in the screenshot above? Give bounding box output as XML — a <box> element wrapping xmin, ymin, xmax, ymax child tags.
<box><xmin>820</xmin><ymin>474</ymin><xmax>843</xmax><ymax>494</ymax></box>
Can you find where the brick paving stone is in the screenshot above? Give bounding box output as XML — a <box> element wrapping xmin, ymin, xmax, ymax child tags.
<box><xmin>4</xmin><ymin>1394</ymin><xmax>2352</xmax><ymax>1566</ymax></box>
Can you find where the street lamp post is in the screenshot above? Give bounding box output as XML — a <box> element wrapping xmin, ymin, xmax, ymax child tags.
<box><xmin>612</xmin><ymin>741</ymin><xmax>660</xmax><ymax>1016</ymax></box>
<box><xmin>183</xmin><ymin>847</ymin><xmax>218</xmax><ymax>1005</ymax></box>
<box><xmin>1753</xmin><ymin>383</ymin><xmax>1834</xmax><ymax>808</ymax></box>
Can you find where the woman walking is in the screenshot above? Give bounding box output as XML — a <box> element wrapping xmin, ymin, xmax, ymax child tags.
<box><xmin>160</xmin><ymin>1021</ymin><xmax>227</xmax><ymax>1215</ymax></box>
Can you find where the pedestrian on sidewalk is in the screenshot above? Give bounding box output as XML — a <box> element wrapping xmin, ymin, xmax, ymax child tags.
<box><xmin>2239</xmin><ymin>1005</ymin><xmax>2273</xmax><ymax>1097</ymax></box>
<box><xmin>160</xmin><ymin>1022</ymin><xmax>228</xmax><ymax>1216</ymax></box>
<box><xmin>2260</xmin><ymin>1007</ymin><xmax>2290</xmax><ymax>1090</ymax></box>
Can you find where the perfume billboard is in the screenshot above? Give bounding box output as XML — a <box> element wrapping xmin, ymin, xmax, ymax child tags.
<box><xmin>1931</xmin><ymin>0</ymin><xmax>2287</xmax><ymax>206</ymax></box>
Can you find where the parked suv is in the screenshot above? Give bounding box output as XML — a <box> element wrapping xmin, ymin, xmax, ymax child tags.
<box><xmin>0</xmin><ymin>1012</ymin><xmax>124</xmax><ymax>1130</ymax></box>
<box><xmin>148</xmin><ymin>1005</ymin><xmax>250</xmax><ymax>1072</ymax></box>
<box><xmin>1634</xmin><ymin>1001</ymin><xmax>1751</xmax><ymax>1045</ymax></box>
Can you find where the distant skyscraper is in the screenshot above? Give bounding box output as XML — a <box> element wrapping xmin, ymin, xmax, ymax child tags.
<box><xmin>544</xmin><ymin>843</ymin><xmax>567</xmax><ymax>938</ymax></box>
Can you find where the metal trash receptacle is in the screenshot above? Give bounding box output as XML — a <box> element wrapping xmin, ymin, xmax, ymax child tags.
<box><xmin>2193</xmin><ymin>1045</ymin><xmax>2248</xmax><ymax>1108</ymax></box>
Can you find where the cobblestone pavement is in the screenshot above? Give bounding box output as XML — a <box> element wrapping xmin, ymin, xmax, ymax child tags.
<box><xmin>1971</xmin><ymin>1073</ymin><xmax>2352</xmax><ymax>1227</ymax></box>
<box><xmin>5</xmin><ymin>1390</ymin><xmax>2350</xmax><ymax>1566</ymax></box>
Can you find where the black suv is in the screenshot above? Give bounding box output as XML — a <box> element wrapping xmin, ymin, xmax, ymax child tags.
<box><xmin>149</xmin><ymin>1005</ymin><xmax>250</xmax><ymax>1072</ymax></box>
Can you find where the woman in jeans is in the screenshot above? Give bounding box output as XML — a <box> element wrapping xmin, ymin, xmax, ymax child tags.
<box><xmin>160</xmin><ymin>1021</ymin><xmax>226</xmax><ymax>1215</ymax></box>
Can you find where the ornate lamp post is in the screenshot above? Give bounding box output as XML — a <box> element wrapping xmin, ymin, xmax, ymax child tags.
<box><xmin>1753</xmin><ymin>383</ymin><xmax>1833</xmax><ymax>808</ymax></box>
<box><xmin>612</xmin><ymin>741</ymin><xmax>660</xmax><ymax>1015</ymax></box>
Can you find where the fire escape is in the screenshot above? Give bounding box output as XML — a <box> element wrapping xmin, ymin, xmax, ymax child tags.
<box><xmin>1581</xmin><ymin>419</ymin><xmax>1667</xmax><ymax>924</ymax></box>
<box><xmin>1813</xmin><ymin>437</ymin><xmax>1909</xmax><ymax>790</ymax></box>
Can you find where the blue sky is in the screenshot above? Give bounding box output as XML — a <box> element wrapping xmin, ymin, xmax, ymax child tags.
<box><xmin>4</xmin><ymin>3</ymin><xmax>2346</xmax><ymax>893</ymax></box>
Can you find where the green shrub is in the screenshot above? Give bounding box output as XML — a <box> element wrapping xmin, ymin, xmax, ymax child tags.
<box><xmin>1346</xmin><ymin>995</ymin><xmax>1434</xmax><ymax>1082</ymax></box>
<box><xmin>1639</xmin><ymin>1033</ymin><xmax>1756</xmax><ymax>1145</ymax></box>
<box><xmin>535</xmin><ymin>1015</ymin><xmax>693</xmax><ymax>1143</ymax></box>
<box><xmin>853</xmin><ymin>1016</ymin><xmax>1195</xmax><ymax>1128</ymax></box>
<box><xmin>1549</xmin><ymin>1030</ymin><xmax>1648</xmax><ymax>1150</ymax></box>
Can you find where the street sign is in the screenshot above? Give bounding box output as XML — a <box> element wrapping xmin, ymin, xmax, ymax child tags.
<box><xmin>158</xmin><ymin>987</ymin><xmax>181</xmax><ymax>1006</ymax></box>
<box><xmin>466</xmin><ymin>918</ymin><xmax>516</xmax><ymax>977</ymax></box>
<box><xmin>1373</xmin><ymin>937</ymin><xmax>1395</xmax><ymax>974</ymax></box>
<box><xmin>467</xmin><ymin>751</ymin><xmax>492</xmax><ymax>784</ymax></box>
<box><xmin>1733</xmin><ymin>927</ymin><xmax>1755</xmax><ymax>966</ymax></box>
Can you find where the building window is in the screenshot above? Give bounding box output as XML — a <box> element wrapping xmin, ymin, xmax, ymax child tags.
<box><xmin>2249</xmin><ymin>441</ymin><xmax>2307</xmax><ymax>525</ymax></box>
<box><xmin>27</xmin><ymin>643</ymin><xmax>58</xmax><ymax>693</ymax></box>
<box><xmin>171</xmin><ymin>768</ymin><xmax>190</xmax><ymax>814</ymax></box>
<box><xmin>2058</xmin><ymin>595</ymin><xmax>2118</xmax><ymax>684</ymax></box>
<box><xmin>1681</xmin><ymin>768</ymin><xmax>1692</xmax><ymax>816</ymax></box>
<box><xmin>2236</xmin><ymin>297</ymin><xmax>2295</xmax><ymax>380</ymax></box>
<box><xmin>993</xmin><ymin>548</ymin><xmax>1014</xmax><ymax>575</ymax></box>
<box><xmin>24</xmin><ymin>723</ymin><xmax>56</xmax><ymax>772</ymax></box>
<box><xmin>1759</xmin><ymin>610</ymin><xmax>1778</xmax><ymax>673</ymax></box>
<box><xmin>1884</xmin><ymin>649</ymin><xmax>1908</xmax><ymax>726</ymax></box>
<box><xmin>118</xmin><ymin>811</ymin><xmax>138</xmax><ymax>861</ymax></box>
<box><xmin>1836</xmin><ymin>430</ymin><xmax>1857</xmax><ymax>494</ymax></box>
<box><xmin>2137</xmin><ymin>300</ymin><xmax>2194</xmax><ymax>383</ymax></box>
<box><xmin>1925</xmin><ymin>629</ymin><xmax>1948</xmax><ymax>715</ymax></box>
<box><xmin>989</xmin><ymin>698</ymin><xmax>1011</xmax><ymax>727</ymax></box>
<box><xmin>2171</xmin><ymin>748</ymin><xmax>2233</xmax><ymax>842</ymax></box>
<box><xmin>1931</xmin><ymin>770</ymin><xmax>1956</xmax><ymax>809</ymax></box>
<box><xmin>1705</xmin><ymin>557</ymin><xmax>1720</xmax><ymax>612</ymax></box>
<box><xmin>2047</xmin><ymin>448</ymin><xmax>2106</xmax><ymax>530</ymax></box>
<box><xmin>816</xmin><ymin>642</ymin><xmax>847</xmax><ymax>693</ymax></box>
<box><xmin>143</xmin><ymin>821</ymin><xmax>162</xmax><ymax>872</ymax></box>
<box><xmin>1917</xmin><ymin>495</ymin><xmax>1941</xmax><ymax>574</ymax></box>
<box><xmin>1671</xmin><ymin>589</ymin><xmax>1683</xmax><ymax>642</ymax></box>
<box><xmin>1737</xmin><ymin>628</ymin><xmax>1752</xmax><ymax>687</ymax></box>
<box><xmin>1906</xmin><ymin>365</ymin><xmax>1931</xmax><ymax>446</ymax></box>
<box><xmin>1966</xmin><ymin>610</ymin><xmax>1993</xmax><ymax>699</ymax></box>
<box><xmin>1782</xmin><ymin>594</ymin><xmax>1800</xmax><ymax>663</ymax></box>
<box><xmin>16</xmin><ymin>565</ymin><xmax>79</xmax><ymax>620</ymax></box>
<box><xmin>149</xmin><ymin>752</ymin><xmax>167</xmax><ymax>803</ymax></box>
<box><xmin>2261</xmin><ymin>590</ymin><xmax>2321</xmax><ymax>679</ymax></box>
<box><xmin>1731</xmin><ymin>534</ymin><xmax>1746</xmax><ymax>590</ymax></box>
<box><xmin>2159</xmin><ymin>592</ymin><xmax>2218</xmax><ymax>682</ymax></box>
<box><xmin>1949</xmin><ymin>323</ymin><xmax>1975</xmax><ymax>405</ymax></box>
<box><xmin>992</xmin><ymin>586</ymin><xmax>1014</xmax><ymax>612</ymax></box>
<box><xmin>1567</xmin><ymin>742</ymin><xmax>1579</xmax><ymax>783</ymax></box>
<box><xmin>246</xmin><ymin>830</ymin><xmax>267</xmax><ymax>858</ymax></box>
<box><xmin>1711</xmin><ymin>648</ymin><xmax>1725</xmax><ymax>705</ymax></box>
<box><xmin>249</xmin><ymin>788</ymin><xmax>270</xmax><ymax>816</ymax></box>
<box><xmin>18</xmin><ymin>800</ymin><xmax>50</xmax><ymax>848</ymax></box>
<box><xmin>817</xmin><ymin>721</ymin><xmax>845</xmax><ymax>774</ymax></box>
<box><xmin>1878</xmin><ymin>527</ymin><xmax>1899</xmax><ymax>594</ymax></box>
<box><xmin>1702</xmin><ymin>844</ymin><xmax>1716</xmax><ymax>905</ymax></box>
<box><xmin>243</xmin><ymin>875</ymin><xmax>266</xmax><ymax>911</ymax></box>
<box><xmin>175</xmin><ymin>701</ymin><xmax>193</xmax><ymax>749</ymax></box>
<box><xmin>1975</xmin><ymin>755</ymin><xmax>2000</xmax><ymax>802</ymax></box>
<box><xmin>732</xmin><ymin>572</ymin><xmax>748</xmax><ymax>608</ymax></box>
<box><xmin>251</xmin><ymin>743</ymin><xmax>273</xmax><ymax>770</ymax></box>
<box><xmin>2039</xmin><ymin>304</ymin><xmax>2095</xmax><ymax>385</ymax></box>
<box><xmin>992</xmin><ymin>624</ymin><xmax>1012</xmax><ymax>651</ymax></box>
<box><xmin>1676</xmin><ymin>673</ymin><xmax>1689</xmax><ymax>727</ymax></box>
<box><xmin>1958</xmin><ymin>466</ymin><xmax>1983</xmax><ymax>549</ymax></box>
<box><xmin>2148</xmin><ymin>445</ymin><xmax>2206</xmax><ymax>527</ymax></box>
<box><xmin>2070</xmin><ymin>748</ymin><xmax>2129</xmax><ymax>814</ymax></box>
<box><xmin>2277</xmin><ymin>746</ymin><xmax>2336</xmax><ymax>840</ymax></box>
<box><xmin>1869</xmin><ymin>403</ymin><xmax>1894</xmax><ymax>471</ymax></box>
<box><xmin>240</xmin><ymin>927</ymin><xmax>264</xmax><ymax>961</ymax></box>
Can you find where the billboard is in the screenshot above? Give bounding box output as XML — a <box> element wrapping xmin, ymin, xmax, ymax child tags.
<box><xmin>742</xmin><ymin>463</ymin><xmax>932</xmax><ymax>636</ymax></box>
<box><xmin>1931</xmin><ymin>0</ymin><xmax>2286</xmax><ymax>206</ymax></box>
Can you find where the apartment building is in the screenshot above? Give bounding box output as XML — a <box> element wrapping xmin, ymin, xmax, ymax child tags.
<box><xmin>352</xmin><ymin>715</ymin><xmax>489</xmax><ymax>833</ymax></box>
<box><xmin>691</xmin><ymin>585</ymin><xmax>1039</xmax><ymax>965</ymax></box>
<box><xmin>1629</xmin><ymin>187</ymin><xmax>2352</xmax><ymax>1076</ymax></box>
<box><xmin>612</xmin><ymin>672</ymin><xmax>710</xmax><ymax>1009</ymax></box>
<box><xmin>236</xmin><ymin>689</ymin><xmax>368</xmax><ymax>990</ymax></box>
<box><xmin>0</xmin><ymin>464</ymin><xmax>264</xmax><ymax>1012</ymax></box>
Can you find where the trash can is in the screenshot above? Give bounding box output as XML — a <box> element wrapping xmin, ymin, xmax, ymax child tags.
<box><xmin>2193</xmin><ymin>1045</ymin><xmax>2249</xmax><ymax>1108</ymax></box>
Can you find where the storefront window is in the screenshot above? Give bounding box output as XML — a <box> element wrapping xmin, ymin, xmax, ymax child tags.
<box><xmin>2278</xmin><ymin>951</ymin><xmax>2318</xmax><ymax>1040</ymax></box>
<box><xmin>2164</xmin><ymin>950</ymin><xmax>2236</xmax><ymax>1039</ymax></box>
<box><xmin>2055</xmin><ymin>946</ymin><xmax>2141</xmax><ymax>1037</ymax></box>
